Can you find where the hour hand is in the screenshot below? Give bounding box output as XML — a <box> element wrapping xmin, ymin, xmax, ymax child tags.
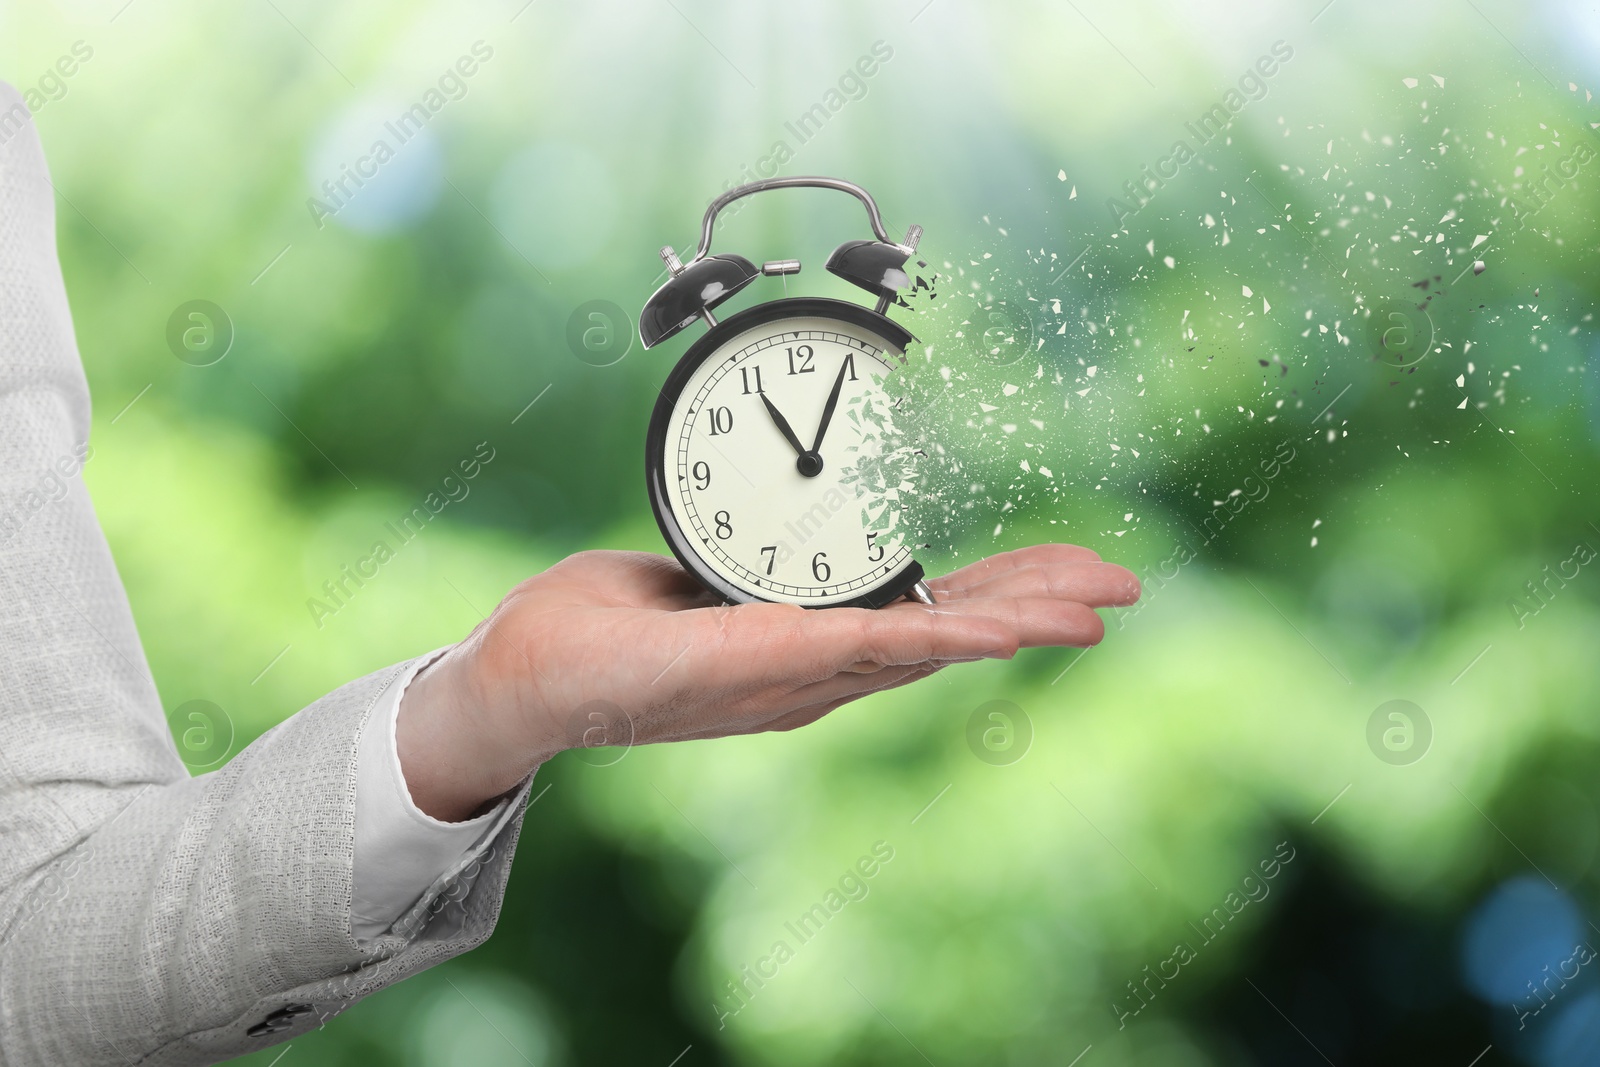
<box><xmin>759</xmin><ymin>394</ymin><xmax>807</xmax><ymax>457</ymax></box>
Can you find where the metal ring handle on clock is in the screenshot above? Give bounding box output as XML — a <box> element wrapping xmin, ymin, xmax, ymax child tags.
<box><xmin>690</xmin><ymin>176</ymin><xmax>918</xmax><ymax>262</ymax></box>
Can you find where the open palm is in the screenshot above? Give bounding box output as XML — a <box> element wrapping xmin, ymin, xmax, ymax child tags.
<box><xmin>400</xmin><ymin>545</ymin><xmax>1138</xmax><ymax>819</ymax></box>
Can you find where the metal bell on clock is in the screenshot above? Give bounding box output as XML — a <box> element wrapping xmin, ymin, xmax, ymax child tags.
<box><xmin>825</xmin><ymin>225</ymin><xmax>921</xmax><ymax>314</ymax></box>
<box><xmin>638</xmin><ymin>248</ymin><xmax>760</xmax><ymax>349</ymax></box>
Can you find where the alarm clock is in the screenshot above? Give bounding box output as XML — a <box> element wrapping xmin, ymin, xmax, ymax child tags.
<box><xmin>639</xmin><ymin>176</ymin><xmax>935</xmax><ymax>609</ymax></box>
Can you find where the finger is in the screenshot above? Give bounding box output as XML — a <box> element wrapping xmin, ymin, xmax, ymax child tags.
<box><xmin>765</xmin><ymin>663</ymin><xmax>947</xmax><ymax>732</ymax></box>
<box><xmin>709</xmin><ymin>601</ymin><xmax>1017</xmax><ymax>687</ymax></box>
<box><xmin>846</xmin><ymin>603</ymin><xmax>1018</xmax><ymax>667</ymax></box>
<box><xmin>643</xmin><ymin>662</ymin><xmax>940</xmax><ymax>744</ymax></box>
<box><xmin>938</xmin><ymin>561</ymin><xmax>1141</xmax><ymax>608</ymax></box>
<box><xmin>786</xmin><ymin>661</ymin><xmax>947</xmax><ymax>709</ymax></box>
<box><xmin>922</xmin><ymin>596</ymin><xmax>1108</xmax><ymax>649</ymax></box>
<box><xmin>931</xmin><ymin>544</ymin><xmax>1103</xmax><ymax>596</ymax></box>
<box><xmin>759</xmin><ymin>702</ymin><xmax>843</xmax><ymax>734</ymax></box>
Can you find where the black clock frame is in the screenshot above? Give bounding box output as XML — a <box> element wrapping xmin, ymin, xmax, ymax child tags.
<box><xmin>645</xmin><ymin>296</ymin><xmax>927</xmax><ymax>609</ymax></box>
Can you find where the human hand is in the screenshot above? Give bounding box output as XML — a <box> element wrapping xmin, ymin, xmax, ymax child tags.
<box><xmin>397</xmin><ymin>545</ymin><xmax>1139</xmax><ymax>820</ymax></box>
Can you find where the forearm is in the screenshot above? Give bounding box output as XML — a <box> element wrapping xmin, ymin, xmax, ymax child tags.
<box><xmin>0</xmin><ymin>661</ymin><xmax>530</xmax><ymax>1067</ymax></box>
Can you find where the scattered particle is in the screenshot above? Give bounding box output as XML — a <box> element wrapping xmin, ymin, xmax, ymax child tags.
<box><xmin>1473</xmin><ymin>261</ymin><xmax>1485</xmax><ymax>275</ymax></box>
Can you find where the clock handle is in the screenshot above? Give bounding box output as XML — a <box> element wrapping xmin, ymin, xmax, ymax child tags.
<box><xmin>906</xmin><ymin>580</ymin><xmax>936</xmax><ymax>606</ymax></box>
<box><xmin>691</xmin><ymin>176</ymin><xmax>916</xmax><ymax>262</ymax></box>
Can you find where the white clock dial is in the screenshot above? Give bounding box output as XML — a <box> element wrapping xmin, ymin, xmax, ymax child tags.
<box><xmin>662</xmin><ymin>314</ymin><xmax>913</xmax><ymax>605</ymax></box>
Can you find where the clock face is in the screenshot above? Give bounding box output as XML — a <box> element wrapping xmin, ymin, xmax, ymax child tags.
<box><xmin>647</xmin><ymin>299</ymin><xmax>922</xmax><ymax>607</ymax></box>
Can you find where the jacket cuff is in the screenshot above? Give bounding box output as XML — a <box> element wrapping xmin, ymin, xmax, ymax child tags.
<box><xmin>350</xmin><ymin>646</ymin><xmax>520</xmax><ymax>945</ymax></box>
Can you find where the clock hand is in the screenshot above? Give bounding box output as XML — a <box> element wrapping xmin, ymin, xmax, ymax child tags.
<box><xmin>810</xmin><ymin>358</ymin><xmax>852</xmax><ymax>454</ymax></box>
<box><xmin>759</xmin><ymin>393</ymin><xmax>807</xmax><ymax>457</ymax></box>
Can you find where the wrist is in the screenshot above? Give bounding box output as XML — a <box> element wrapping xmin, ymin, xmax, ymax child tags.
<box><xmin>395</xmin><ymin>646</ymin><xmax>560</xmax><ymax>821</ymax></box>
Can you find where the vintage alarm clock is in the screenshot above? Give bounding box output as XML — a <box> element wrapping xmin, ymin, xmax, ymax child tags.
<box><xmin>639</xmin><ymin>176</ymin><xmax>935</xmax><ymax>609</ymax></box>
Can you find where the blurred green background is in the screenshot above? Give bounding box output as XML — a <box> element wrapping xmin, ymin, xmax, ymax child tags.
<box><xmin>5</xmin><ymin>0</ymin><xmax>1600</xmax><ymax>1063</ymax></box>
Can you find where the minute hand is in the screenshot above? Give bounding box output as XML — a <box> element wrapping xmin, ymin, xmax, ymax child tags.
<box><xmin>810</xmin><ymin>359</ymin><xmax>852</xmax><ymax>453</ymax></box>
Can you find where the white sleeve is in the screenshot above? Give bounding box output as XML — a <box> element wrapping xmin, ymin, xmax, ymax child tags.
<box><xmin>350</xmin><ymin>648</ymin><xmax>515</xmax><ymax>945</ymax></box>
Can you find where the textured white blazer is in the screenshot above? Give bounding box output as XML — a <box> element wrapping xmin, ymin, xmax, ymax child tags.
<box><xmin>0</xmin><ymin>82</ymin><xmax>530</xmax><ymax>1064</ymax></box>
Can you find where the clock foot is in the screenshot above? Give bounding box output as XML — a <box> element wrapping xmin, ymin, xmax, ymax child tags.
<box><xmin>906</xmin><ymin>580</ymin><xmax>936</xmax><ymax>606</ymax></box>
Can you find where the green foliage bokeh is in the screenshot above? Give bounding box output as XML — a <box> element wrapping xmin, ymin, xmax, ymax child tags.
<box><xmin>5</xmin><ymin>0</ymin><xmax>1600</xmax><ymax>1063</ymax></box>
